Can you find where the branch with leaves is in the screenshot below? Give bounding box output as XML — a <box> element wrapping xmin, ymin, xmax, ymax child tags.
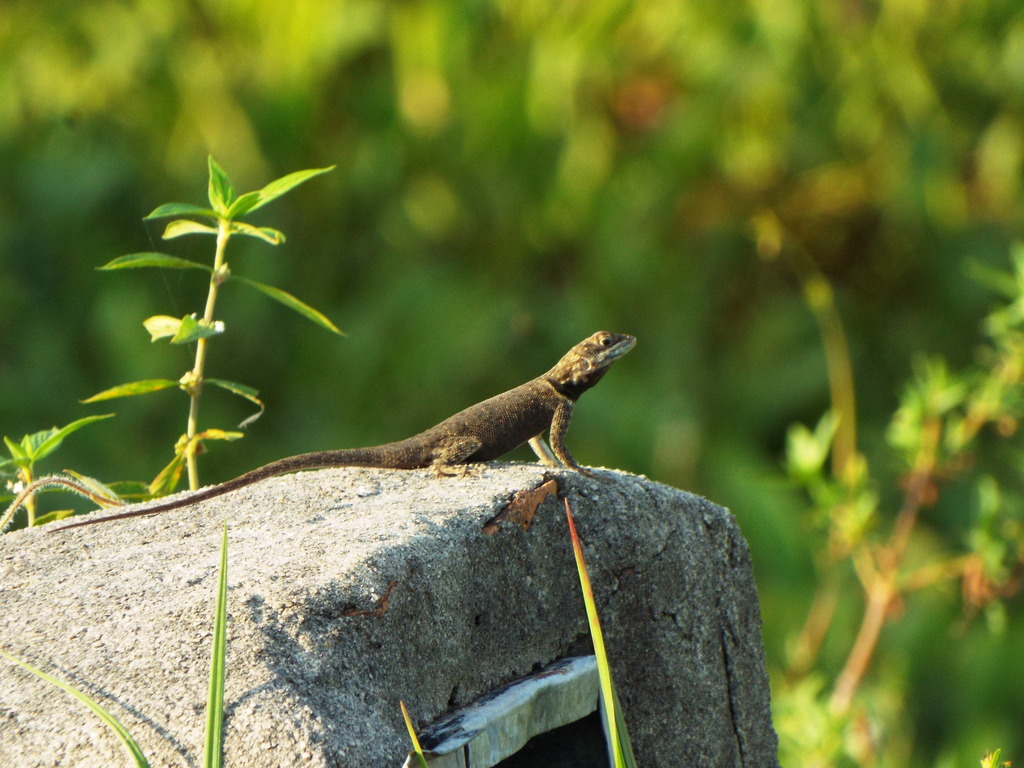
<box><xmin>2</xmin><ymin>158</ymin><xmax>339</xmax><ymax>532</ymax></box>
<box><xmin>83</xmin><ymin>157</ymin><xmax>340</xmax><ymax>494</ymax></box>
<box><xmin>776</xmin><ymin>243</ymin><xmax>1024</xmax><ymax>764</ymax></box>
<box><xmin>0</xmin><ymin>416</ymin><xmax>120</xmax><ymax>532</ymax></box>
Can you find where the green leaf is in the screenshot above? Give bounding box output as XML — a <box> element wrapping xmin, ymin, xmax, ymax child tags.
<box><xmin>229</xmin><ymin>221</ymin><xmax>285</xmax><ymax>245</ymax></box>
<box><xmin>786</xmin><ymin>411</ymin><xmax>838</xmax><ymax>481</ymax></box>
<box><xmin>104</xmin><ymin>480</ymin><xmax>153</xmax><ymax>502</ymax></box>
<box><xmin>208</xmin><ymin>156</ymin><xmax>236</xmax><ymax>215</ymax></box>
<box><xmin>99</xmin><ymin>253</ymin><xmax>212</xmax><ymax>272</ymax></box>
<box><xmin>225</xmin><ymin>190</ymin><xmax>262</xmax><ymax>219</ymax></box>
<box><xmin>3</xmin><ymin>436</ymin><xmax>28</xmax><ymax>463</ymax></box>
<box><xmin>0</xmin><ymin>650</ymin><xmax>150</xmax><ymax>767</ymax></box>
<box><xmin>205</xmin><ymin>378</ymin><xmax>259</xmax><ymax>400</ymax></box>
<box><xmin>162</xmin><ymin>220</ymin><xmax>219</xmax><ymax>240</ymax></box>
<box><xmin>82</xmin><ymin>379</ymin><xmax>178</xmax><ymax>403</ymax></box>
<box><xmin>151</xmin><ymin>429</ymin><xmax>246</xmax><ymax>497</ymax></box>
<box><xmin>32</xmin><ymin>509</ymin><xmax>78</xmax><ymax>525</ymax></box>
<box><xmin>145</xmin><ymin>202</ymin><xmax>219</xmax><ymax>220</ymax></box>
<box><xmin>150</xmin><ymin>451</ymin><xmax>187</xmax><ymax>497</ymax></box>
<box><xmin>205</xmin><ymin>379</ymin><xmax>265</xmax><ymax>428</ymax></box>
<box><xmin>143</xmin><ymin>315</ymin><xmax>183</xmax><ymax>342</ymax></box>
<box><xmin>231</xmin><ymin>275</ymin><xmax>343</xmax><ymax>335</ymax></box>
<box><xmin>62</xmin><ymin>470</ymin><xmax>123</xmax><ymax>508</ymax></box>
<box><xmin>171</xmin><ymin>315</ymin><xmax>224</xmax><ymax>345</ymax></box>
<box><xmin>204</xmin><ymin>522</ymin><xmax>230</xmax><ymax>768</ymax></box>
<box><xmin>193</xmin><ymin>429</ymin><xmax>244</xmax><ymax>443</ymax></box>
<box><xmin>28</xmin><ymin>414</ymin><xmax>116</xmax><ymax>465</ymax></box>
<box><xmin>245</xmin><ymin>166</ymin><xmax>336</xmax><ymax>215</ymax></box>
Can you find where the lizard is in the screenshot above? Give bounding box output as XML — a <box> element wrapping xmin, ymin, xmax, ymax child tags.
<box><xmin>51</xmin><ymin>331</ymin><xmax>636</xmax><ymax>531</ymax></box>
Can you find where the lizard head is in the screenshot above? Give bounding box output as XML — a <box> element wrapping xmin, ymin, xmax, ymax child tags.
<box><xmin>547</xmin><ymin>331</ymin><xmax>636</xmax><ymax>398</ymax></box>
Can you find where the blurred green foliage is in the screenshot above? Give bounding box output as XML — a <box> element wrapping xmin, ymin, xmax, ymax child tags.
<box><xmin>2</xmin><ymin>0</ymin><xmax>1023</xmax><ymax>764</ymax></box>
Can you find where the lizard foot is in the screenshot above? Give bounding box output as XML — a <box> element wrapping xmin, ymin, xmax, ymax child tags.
<box><xmin>432</xmin><ymin>462</ymin><xmax>480</xmax><ymax>479</ymax></box>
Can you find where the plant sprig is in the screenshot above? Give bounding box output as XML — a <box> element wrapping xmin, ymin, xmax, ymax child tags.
<box><xmin>0</xmin><ymin>415</ymin><xmax>117</xmax><ymax>531</ymax></box>
<box><xmin>83</xmin><ymin>157</ymin><xmax>339</xmax><ymax>493</ymax></box>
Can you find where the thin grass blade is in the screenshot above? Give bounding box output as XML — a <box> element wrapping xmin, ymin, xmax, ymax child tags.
<box><xmin>400</xmin><ymin>701</ymin><xmax>429</xmax><ymax>768</ymax></box>
<box><xmin>611</xmin><ymin>684</ymin><xmax>637</xmax><ymax>766</ymax></box>
<box><xmin>565</xmin><ymin>499</ymin><xmax>636</xmax><ymax>768</ymax></box>
<box><xmin>203</xmin><ymin>522</ymin><xmax>230</xmax><ymax>768</ymax></box>
<box><xmin>0</xmin><ymin>650</ymin><xmax>150</xmax><ymax>767</ymax></box>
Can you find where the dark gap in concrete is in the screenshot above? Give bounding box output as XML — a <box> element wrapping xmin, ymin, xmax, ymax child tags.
<box><xmin>496</xmin><ymin>711</ymin><xmax>607</xmax><ymax>768</ymax></box>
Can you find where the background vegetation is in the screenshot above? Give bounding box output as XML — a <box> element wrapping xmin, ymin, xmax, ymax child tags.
<box><xmin>2</xmin><ymin>0</ymin><xmax>1022</xmax><ymax>764</ymax></box>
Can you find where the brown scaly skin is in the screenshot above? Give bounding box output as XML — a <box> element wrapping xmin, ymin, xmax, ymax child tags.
<box><xmin>52</xmin><ymin>331</ymin><xmax>636</xmax><ymax>531</ymax></box>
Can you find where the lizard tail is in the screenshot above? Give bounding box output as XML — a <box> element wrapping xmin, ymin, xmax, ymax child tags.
<box><xmin>49</xmin><ymin>445</ymin><xmax>429</xmax><ymax>532</ymax></box>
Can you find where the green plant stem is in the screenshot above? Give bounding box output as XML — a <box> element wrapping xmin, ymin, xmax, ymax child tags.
<box><xmin>20</xmin><ymin>467</ymin><xmax>37</xmax><ymax>527</ymax></box>
<box><xmin>185</xmin><ymin>222</ymin><xmax>230</xmax><ymax>490</ymax></box>
<box><xmin>774</xmin><ymin>224</ymin><xmax>863</xmax><ymax>681</ymax></box>
<box><xmin>792</xmin><ymin>265</ymin><xmax>857</xmax><ymax>482</ymax></box>
<box><xmin>760</xmin><ymin>213</ymin><xmax>858</xmax><ymax>480</ymax></box>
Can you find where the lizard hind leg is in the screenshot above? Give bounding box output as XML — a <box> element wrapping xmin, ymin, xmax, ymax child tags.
<box><xmin>430</xmin><ymin>435</ymin><xmax>484</xmax><ymax>477</ymax></box>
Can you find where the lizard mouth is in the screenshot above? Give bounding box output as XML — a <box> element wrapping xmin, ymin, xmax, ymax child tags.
<box><xmin>596</xmin><ymin>334</ymin><xmax>636</xmax><ymax>364</ymax></box>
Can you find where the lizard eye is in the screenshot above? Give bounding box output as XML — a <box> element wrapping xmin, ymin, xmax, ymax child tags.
<box><xmin>599</xmin><ymin>335</ymin><xmax>613</xmax><ymax>346</ymax></box>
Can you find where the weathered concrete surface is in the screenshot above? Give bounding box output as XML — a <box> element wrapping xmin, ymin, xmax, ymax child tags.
<box><xmin>0</xmin><ymin>464</ymin><xmax>779</xmax><ymax>767</ymax></box>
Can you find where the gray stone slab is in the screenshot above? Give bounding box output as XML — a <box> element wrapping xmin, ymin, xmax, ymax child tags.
<box><xmin>0</xmin><ymin>464</ymin><xmax>779</xmax><ymax>767</ymax></box>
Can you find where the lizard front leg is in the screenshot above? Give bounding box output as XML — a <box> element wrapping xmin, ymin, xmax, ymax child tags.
<box><xmin>548</xmin><ymin>400</ymin><xmax>592</xmax><ymax>476</ymax></box>
<box><xmin>528</xmin><ymin>436</ymin><xmax>560</xmax><ymax>467</ymax></box>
